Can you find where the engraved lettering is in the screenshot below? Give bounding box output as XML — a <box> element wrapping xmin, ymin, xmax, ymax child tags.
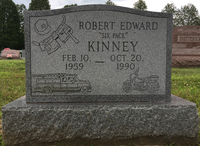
<box><xmin>139</xmin><ymin>23</ymin><xmax>145</xmax><ymax>30</ymax></box>
<box><xmin>63</xmin><ymin>55</ymin><xmax>66</xmax><ymax>61</ymax></box>
<box><xmin>120</xmin><ymin>22</ymin><xmax>158</xmax><ymax>30</ymax></box>
<box><xmin>104</xmin><ymin>22</ymin><xmax>109</xmax><ymax>30</ymax></box>
<box><xmin>102</xmin><ymin>42</ymin><xmax>110</xmax><ymax>52</ymax></box>
<box><xmin>112</xmin><ymin>33</ymin><xmax>126</xmax><ymax>39</ymax></box>
<box><xmin>110</xmin><ymin>22</ymin><xmax>115</xmax><ymax>30</ymax></box>
<box><xmin>123</xmin><ymin>41</ymin><xmax>128</xmax><ymax>52</ymax></box>
<box><xmin>110</xmin><ymin>55</ymin><xmax>126</xmax><ymax>61</ymax></box>
<box><xmin>120</xmin><ymin>22</ymin><xmax>125</xmax><ymax>30</ymax></box>
<box><xmin>99</xmin><ymin>22</ymin><xmax>103</xmax><ymax>30</ymax></box>
<box><xmin>79</xmin><ymin>22</ymin><xmax>84</xmax><ymax>29</ymax></box>
<box><xmin>132</xmin><ymin>22</ymin><xmax>139</xmax><ymax>29</ymax></box>
<box><xmin>101</xmin><ymin>33</ymin><xmax>110</xmax><ymax>38</ymax></box>
<box><xmin>92</xmin><ymin>22</ymin><xmax>97</xmax><ymax>30</ymax></box>
<box><xmin>85</xmin><ymin>21</ymin><xmax>91</xmax><ymax>29</ymax></box>
<box><xmin>152</xmin><ymin>22</ymin><xmax>158</xmax><ymax>30</ymax></box>
<box><xmin>97</xmin><ymin>41</ymin><xmax>100</xmax><ymax>52</ymax></box>
<box><xmin>146</xmin><ymin>22</ymin><xmax>151</xmax><ymax>30</ymax></box>
<box><xmin>79</xmin><ymin>21</ymin><xmax>115</xmax><ymax>30</ymax></box>
<box><xmin>112</xmin><ymin>42</ymin><xmax>120</xmax><ymax>52</ymax></box>
<box><xmin>130</xmin><ymin>41</ymin><xmax>138</xmax><ymax>52</ymax></box>
<box><xmin>126</xmin><ymin>22</ymin><xmax>132</xmax><ymax>30</ymax></box>
<box><xmin>88</xmin><ymin>41</ymin><xmax>95</xmax><ymax>51</ymax></box>
<box><xmin>88</xmin><ymin>41</ymin><xmax>138</xmax><ymax>52</ymax></box>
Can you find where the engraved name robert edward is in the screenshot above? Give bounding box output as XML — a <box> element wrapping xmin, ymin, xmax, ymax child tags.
<box><xmin>79</xmin><ymin>21</ymin><xmax>158</xmax><ymax>30</ymax></box>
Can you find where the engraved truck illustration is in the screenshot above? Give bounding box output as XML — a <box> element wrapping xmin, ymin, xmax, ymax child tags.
<box><xmin>34</xmin><ymin>74</ymin><xmax>91</xmax><ymax>94</ymax></box>
<box><xmin>122</xmin><ymin>68</ymin><xmax>160</xmax><ymax>93</ymax></box>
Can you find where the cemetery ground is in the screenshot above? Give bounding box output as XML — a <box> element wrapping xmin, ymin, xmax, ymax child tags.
<box><xmin>0</xmin><ymin>60</ymin><xmax>200</xmax><ymax>145</ymax></box>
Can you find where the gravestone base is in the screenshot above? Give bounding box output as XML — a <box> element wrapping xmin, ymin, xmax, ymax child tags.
<box><xmin>2</xmin><ymin>95</ymin><xmax>199</xmax><ymax>146</ymax></box>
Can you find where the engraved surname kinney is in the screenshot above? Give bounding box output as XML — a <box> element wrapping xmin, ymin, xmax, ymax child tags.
<box><xmin>88</xmin><ymin>41</ymin><xmax>138</xmax><ymax>52</ymax></box>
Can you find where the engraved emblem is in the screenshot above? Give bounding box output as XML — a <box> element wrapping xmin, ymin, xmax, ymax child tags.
<box><xmin>34</xmin><ymin>19</ymin><xmax>51</xmax><ymax>35</ymax></box>
<box><xmin>122</xmin><ymin>68</ymin><xmax>160</xmax><ymax>93</ymax></box>
<box><xmin>32</xmin><ymin>15</ymin><xmax>79</xmax><ymax>54</ymax></box>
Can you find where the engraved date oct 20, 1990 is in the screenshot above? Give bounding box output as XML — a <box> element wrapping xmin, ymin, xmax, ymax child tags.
<box><xmin>110</xmin><ymin>54</ymin><xmax>143</xmax><ymax>70</ymax></box>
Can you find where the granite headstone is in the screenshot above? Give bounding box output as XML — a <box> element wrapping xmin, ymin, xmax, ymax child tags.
<box><xmin>1</xmin><ymin>50</ymin><xmax>20</xmax><ymax>59</ymax></box>
<box><xmin>2</xmin><ymin>5</ymin><xmax>199</xmax><ymax>146</ymax></box>
<box><xmin>25</xmin><ymin>5</ymin><xmax>172</xmax><ymax>103</ymax></box>
<box><xmin>22</xmin><ymin>50</ymin><xmax>25</xmax><ymax>58</ymax></box>
<box><xmin>172</xmin><ymin>26</ymin><xmax>200</xmax><ymax>67</ymax></box>
<box><xmin>173</xmin><ymin>25</ymin><xmax>200</xmax><ymax>50</ymax></box>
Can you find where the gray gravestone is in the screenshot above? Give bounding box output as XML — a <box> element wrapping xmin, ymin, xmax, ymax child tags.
<box><xmin>2</xmin><ymin>5</ymin><xmax>199</xmax><ymax>146</ymax></box>
<box><xmin>22</xmin><ymin>50</ymin><xmax>25</xmax><ymax>58</ymax></box>
<box><xmin>25</xmin><ymin>5</ymin><xmax>172</xmax><ymax>103</ymax></box>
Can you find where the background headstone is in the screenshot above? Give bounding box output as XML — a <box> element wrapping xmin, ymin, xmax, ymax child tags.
<box><xmin>172</xmin><ymin>26</ymin><xmax>200</xmax><ymax>67</ymax></box>
<box><xmin>22</xmin><ymin>50</ymin><xmax>25</xmax><ymax>58</ymax></box>
<box><xmin>1</xmin><ymin>50</ymin><xmax>20</xmax><ymax>59</ymax></box>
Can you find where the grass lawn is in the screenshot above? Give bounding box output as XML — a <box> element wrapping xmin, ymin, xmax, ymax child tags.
<box><xmin>0</xmin><ymin>59</ymin><xmax>200</xmax><ymax>145</ymax></box>
<box><xmin>171</xmin><ymin>68</ymin><xmax>200</xmax><ymax>112</ymax></box>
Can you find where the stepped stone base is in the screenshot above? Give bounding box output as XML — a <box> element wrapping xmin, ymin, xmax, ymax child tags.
<box><xmin>2</xmin><ymin>95</ymin><xmax>199</xmax><ymax>146</ymax></box>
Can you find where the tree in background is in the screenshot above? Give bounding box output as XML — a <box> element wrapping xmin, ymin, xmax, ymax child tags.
<box><xmin>16</xmin><ymin>4</ymin><xmax>27</xmax><ymax>33</ymax></box>
<box><xmin>64</xmin><ymin>4</ymin><xmax>77</xmax><ymax>8</ymax></box>
<box><xmin>162</xmin><ymin>3</ymin><xmax>200</xmax><ymax>26</ymax></box>
<box><xmin>29</xmin><ymin>0</ymin><xmax>50</xmax><ymax>10</ymax></box>
<box><xmin>106</xmin><ymin>0</ymin><xmax>116</xmax><ymax>5</ymax></box>
<box><xmin>162</xmin><ymin>3</ymin><xmax>177</xmax><ymax>14</ymax></box>
<box><xmin>133</xmin><ymin>0</ymin><xmax>147</xmax><ymax>10</ymax></box>
<box><xmin>16</xmin><ymin>4</ymin><xmax>27</xmax><ymax>49</ymax></box>
<box><xmin>162</xmin><ymin>3</ymin><xmax>179</xmax><ymax>26</ymax></box>
<box><xmin>178</xmin><ymin>4</ymin><xmax>200</xmax><ymax>26</ymax></box>
<box><xmin>0</xmin><ymin>0</ymin><xmax>21</xmax><ymax>51</ymax></box>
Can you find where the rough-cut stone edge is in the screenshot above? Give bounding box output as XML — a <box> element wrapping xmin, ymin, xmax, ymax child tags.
<box><xmin>24</xmin><ymin>5</ymin><xmax>172</xmax><ymax>103</ymax></box>
<box><xmin>2</xmin><ymin>95</ymin><xmax>199</xmax><ymax>146</ymax></box>
<box><xmin>172</xmin><ymin>56</ymin><xmax>200</xmax><ymax>68</ymax></box>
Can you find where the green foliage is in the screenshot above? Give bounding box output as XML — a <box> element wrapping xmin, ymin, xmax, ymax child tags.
<box><xmin>162</xmin><ymin>3</ymin><xmax>200</xmax><ymax>26</ymax></box>
<box><xmin>162</xmin><ymin>3</ymin><xmax>177</xmax><ymax>13</ymax></box>
<box><xmin>16</xmin><ymin>4</ymin><xmax>27</xmax><ymax>33</ymax></box>
<box><xmin>0</xmin><ymin>133</ymin><xmax>5</xmax><ymax>146</ymax></box>
<box><xmin>0</xmin><ymin>60</ymin><xmax>25</xmax><ymax>108</ymax></box>
<box><xmin>133</xmin><ymin>0</ymin><xmax>147</xmax><ymax>10</ymax></box>
<box><xmin>16</xmin><ymin>4</ymin><xmax>26</xmax><ymax>50</ymax></box>
<box><xmin>29</xmin><ymin>0</ymin><xmax>51</xmax><ymax>10</ymax></box>
<box><xmin>105</xmin><ymin>0</ymin><xmax>116</xmax><ymax>5</ymax></box>
<box><xmin>178</xmin><ymin>3</ymin><xmax>200</xmax><ymax>26</ymax></box>
<box><xmin>162</xmin><ymin>3</ymin><xmax>178</xmax><ymax>26</ymax></box>
<box><xmin>171</xmin><ymin>68</ymin><xmax>200</xmax><ymax>112</ymax></box>
<box><xmin>64</xmin><ymin>4</ymin><xmax>77</xmax><ymax>8</ymax></box>
<box><xmin>0</xmin><ymin>0</ymin><xmax>21</xmax><ymax>51</ymax></box>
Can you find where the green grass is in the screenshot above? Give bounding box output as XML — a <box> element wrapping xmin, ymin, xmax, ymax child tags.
<box><xmin>0</xmin><ymin>60</ymin><xmax>200</xmax><ymax>145</ymax></box>
<box><xmin>0</xmin><ymin>60</ymin><xmax>26</xmax><ymax>108</ymax></box>
<box><xmin>171</xmin><ymin>68</ymin><xmax>200</xmax><ymax>112</ymax></box>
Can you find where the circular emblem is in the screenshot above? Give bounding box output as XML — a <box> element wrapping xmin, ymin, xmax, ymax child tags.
<box><xmin>34</xmin><ymin>19</ymin><xmax>51</xmax><ymax>35</ymax></box>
